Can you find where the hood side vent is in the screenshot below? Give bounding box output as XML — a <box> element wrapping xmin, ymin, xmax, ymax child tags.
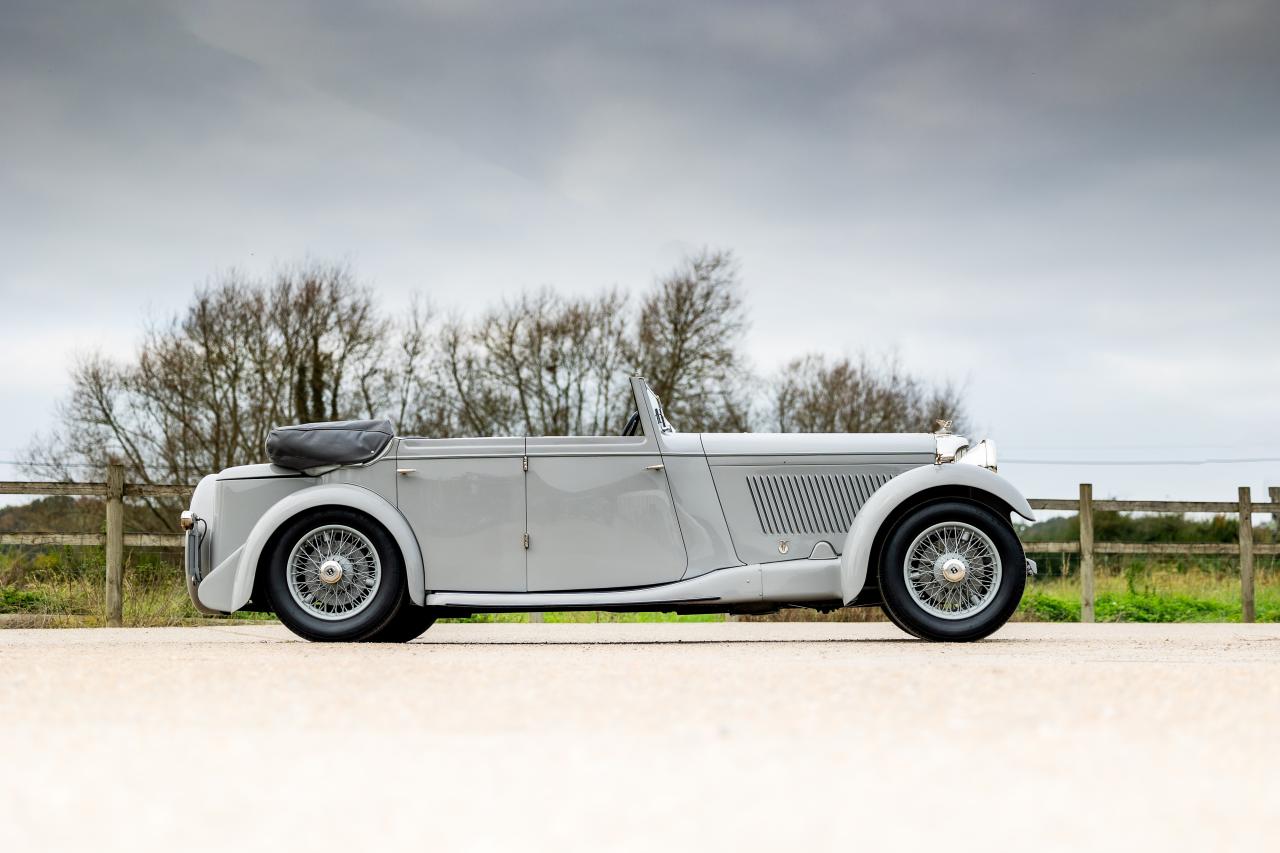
<box><xmin>746</xmin><ymin>473</ymin><xmax>892</xmax><ymax>536</ymax></box>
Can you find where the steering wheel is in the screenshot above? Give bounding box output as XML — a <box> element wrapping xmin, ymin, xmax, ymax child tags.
<box><xmin>622</xmin><ymin>411</ymin><xmax>641</xmax><ymax>437</ymax></box>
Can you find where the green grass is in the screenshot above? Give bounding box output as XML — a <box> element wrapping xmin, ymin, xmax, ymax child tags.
<box><xmin>1017</xmin><ymin>561</ymin><xmax>1280</xmax><ymax>623</ymax></box>
<box><xmin>1018</xmin><ymin>592</ymin><xmax>1080</xmax><ymax>622</ymax></box>
<box><xmin>0</xmin><ymin>586</ymin><xmax>48</xmax><ymax>614</ymax></box>
<box><xmin>0</xmin><ymin>546</ymin><xmax>274</xmax><ymax>626</ymax></box>
<box><xmin>0</xmin><ymin>573</ymin><xmax>276</xmax><ymax>627</ymax></box>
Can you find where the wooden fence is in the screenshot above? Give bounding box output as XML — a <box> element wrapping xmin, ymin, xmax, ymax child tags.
<box><xmin>1</xmin><ymin>467</ymin><xmax>1277</xmax><ymax>625</ymax></box>
<box><xmin>1026</xmin><ymin>485</ymin><xmax>1280</xmax><ymax>623</ymax></box>
<box><xmin>0</xmin><ymin>463</ymin><xmax>190</xmax><ymax>627</ymax></box>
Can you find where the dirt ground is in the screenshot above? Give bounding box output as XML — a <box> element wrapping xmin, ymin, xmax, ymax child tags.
<box><xmin>2</xmin><ymin>622</ymin><xmax>1277</xmax><ymax>852</ymax></box>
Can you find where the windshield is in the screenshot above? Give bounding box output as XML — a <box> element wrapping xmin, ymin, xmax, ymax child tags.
<box><xmin>641</xmin><ymin>383</ymin><xmax>676</xmax><ymax>435</ymax></box>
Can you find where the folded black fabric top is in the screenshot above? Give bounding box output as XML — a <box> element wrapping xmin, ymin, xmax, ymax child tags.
<box><xmin>266</xmin><ymin>418</ymin><xmax>395</xmax><ymax>472</ymax></box>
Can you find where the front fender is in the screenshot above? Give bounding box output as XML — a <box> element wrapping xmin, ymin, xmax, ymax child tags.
<box><xmin>839</xmin><ymin>465</ymin><xmax>1034</xmax><ymax>605</ymax></box>
<box><xmin>196</xmin><ymin>483</ymin><xmax>425</xmax><ymax>613</ymax></box>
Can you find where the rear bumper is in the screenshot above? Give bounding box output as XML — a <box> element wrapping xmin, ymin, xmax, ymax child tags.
<box><xmin>184</xmin><ymin>518</ymin><xmax>221</xmax><ymax>616</ymax></box>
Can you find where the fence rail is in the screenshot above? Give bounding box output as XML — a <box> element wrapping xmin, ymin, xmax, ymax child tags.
<box><xmin>1024</xmin><ymin>541</ymin><xmax>1280</xmax><ymax>556</ymax></box>
<box><xmin>0</xmin><ymin>480</ymin><xmax>192</xmax><ymax>499</ymax></box>
<box><xmin>1</xmin><ymin>470</ymin><xmax>1277</xmax><ymax>626</ymax></box>
<box><xmin>1032</xmin><ymin>498</ymin><xmax>1266</xmax><ymax>513</ymax></box>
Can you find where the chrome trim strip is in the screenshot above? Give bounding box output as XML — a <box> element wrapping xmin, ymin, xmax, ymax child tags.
<box><xmin>398</xmin><ymin>451</ymin><xmax>661</xmax><ymax>460</ymax></box>
<box><xmin>396</xmin><ymin>454</ymin><xmax>523</xmax><ymax>461</ymax></box>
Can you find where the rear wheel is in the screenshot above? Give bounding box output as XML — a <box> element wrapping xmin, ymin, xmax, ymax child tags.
<box><xmin>266</xmin><ymin>509</ymin><xmax>406</xmax><ymax>642</ymax></box>
<box><xmin>878</xmin><ymin>500</ymin><xmax>1025</xmax><ymax>642</ymax></box>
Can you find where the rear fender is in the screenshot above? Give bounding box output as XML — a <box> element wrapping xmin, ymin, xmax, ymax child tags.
<box><xmin>197</xmin><ymin>483</ymin><xmax>425</xmax><ymax>613</ymax></box>
<box><xmin>839</xmin><ymin>465</ymin><xmax>1034</xmax><ymax>605</ymax></box>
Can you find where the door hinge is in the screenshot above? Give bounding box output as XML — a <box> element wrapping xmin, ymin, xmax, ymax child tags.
<box><xmin>522</xmin><ymin>456</ymin><xmax>528</xmax><ymax>472</ymax></box>
<box><xmin>522</xmin><ymin>532</ymin><xmax>530</xmax><ymax>550</ymax></box>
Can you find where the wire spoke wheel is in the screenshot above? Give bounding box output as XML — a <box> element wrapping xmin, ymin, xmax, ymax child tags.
<box><xmin>286</xmin><ymin>524</ymin><xmax>382</xmax><ymax>621</ymax></box>
<box><xmin>902</xmin><ymin>521</ymin><xmax>1003</xmax><ymax>620</ymax></box>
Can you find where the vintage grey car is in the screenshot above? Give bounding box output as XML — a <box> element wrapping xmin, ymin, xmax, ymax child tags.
<box><xmin>182</xmin><ymin>376</ymin><xmax>1035</xmax><ymax>642</ymax></box>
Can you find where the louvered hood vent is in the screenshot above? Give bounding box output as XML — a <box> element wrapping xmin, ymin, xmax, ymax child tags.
<box><xmin>746</xmin><ymin>473</ymin><xmax>892</xmax><ymax>536</ymax></box>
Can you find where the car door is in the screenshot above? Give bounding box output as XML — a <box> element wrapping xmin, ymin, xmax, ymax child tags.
<box><xmin>396</xmin><ymin>437</ymin><xmax>526</xmax><ymax>592</ymax></box>
<box><xmin>525</xmin><ymin>435</ymin><xmax>687</xmax><ymax>591</ymax></box>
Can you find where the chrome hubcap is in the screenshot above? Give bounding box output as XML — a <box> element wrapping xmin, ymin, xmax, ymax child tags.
<box><xmin>287</xmin><ymin>525</ymin><xmax>381</xmax><ymax>621</ymax></box>
<box><xmin>903</xmin><ymin>522</ymin><xmax>1002</xmax><ymax>620</ymax></box>
<box><xmin>941</xmin><ymin>558</ymin><xmax>967</xmax><ymax>583</ymax></box>
<box><xmin>318</xmin><ymin>560</ymin><xmax>344</xmax><ymax>584</ymax></box>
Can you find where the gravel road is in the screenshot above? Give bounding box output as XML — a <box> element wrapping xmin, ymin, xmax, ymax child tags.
<box><xmin>2</xmin><ymin>622</ymin><xmax>1278</xmax><ymax>852</ymax></box>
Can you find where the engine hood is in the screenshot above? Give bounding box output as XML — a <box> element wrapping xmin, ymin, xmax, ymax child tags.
<box><xmin>698</xmin><ymin>432</ymin><xmax>936</xmax><ymax>458</ymax></box>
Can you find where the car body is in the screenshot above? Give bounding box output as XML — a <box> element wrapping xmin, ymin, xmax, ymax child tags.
<box><xmin>183</xmin><ymin>376</ymin><xmax>1035</xmax><ymax>641</ymax></box>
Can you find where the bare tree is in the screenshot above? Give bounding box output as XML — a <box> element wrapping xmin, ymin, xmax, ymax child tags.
<box><xmin>267</xmin><ymin>264</ymin><xmax>389</xmax><ymax>424</ymax></box>
<box><xmin>771</xmin><ymin>353</ymin><xmax>965</xmax><ymax>434</ymax></box>
<box><xmin>629</xmin><ymin>249</ymin><xmax>752</xmax><ymax>431</ymax></box>
<box><xmin>375</xmin><ymin>296</ymin><xmax>456</xmax><ymax>438</ymax></box>
<box><xmin>441</xmin><ymin>289</ymin><xmax>631</xmax><ymax>436</ymax></box>
<box><xmin>23</xmin><ymin>264</ymin><xmax>406</xmax><ymax>522</ymax></box>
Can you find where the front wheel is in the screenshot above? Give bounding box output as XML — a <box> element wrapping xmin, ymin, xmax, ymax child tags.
<box><xmin>878</xmin><ymin>500</ymin><xmax>1025</xmax><ymax>642</ymax></box>
<box><xmin>266</xmin><ymin>509</ymin><xmax>407</xmax><ymax>642</ymax></box>
<box><xmin>365</xmin><ymin>601</ymin><xmax>436</xmax><ymax>643</ymax></box>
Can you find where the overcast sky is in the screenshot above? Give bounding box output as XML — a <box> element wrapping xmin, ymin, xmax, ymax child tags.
<box><xmin>2</xmin><ymin>0</ymin><xmax>1279</xmax><ymax>502</ymax></box>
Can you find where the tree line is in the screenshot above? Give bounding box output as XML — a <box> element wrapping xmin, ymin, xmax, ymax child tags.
<box><xmin>25</xmin><ymin>249</ymin><xmax>963</xmax><ymax>492</ymax></box>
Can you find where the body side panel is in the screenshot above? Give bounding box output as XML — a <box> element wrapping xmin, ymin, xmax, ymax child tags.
<box><xmin>323</xmin><ymin>456</ymin><xmax>399</xmax><ymax>503</ymax></box>
<box><xmin>515</xmin><ymin>381</ymin><xmax>688</xmax><ymax>592</ymax></box>
<box><xmin>396</xmin><ymin>437</ymin><xmax>526</xmax><ymax>592</ymax></box>
<box><xmin>525</xmin><ymin>436</ymin><xmax>686</xmax><ymax>591</ymax></box>
<box><xmin>661</xmin><ymin>452</ymin><xmax>742</xmax><ymax>579</ymax></box>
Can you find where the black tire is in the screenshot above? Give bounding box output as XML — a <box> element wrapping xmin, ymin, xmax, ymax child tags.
<box><xmin>365</xmin><ymin>599</ymin><xmax>436</xmax><ymax>643</ymax></box>
<box><xmin>878</xmin><ymin>601</ymin><xmax>924</xmax><ymax>639</ymax></box>
<box><xmin>266</xmin><ymin>508</ymin><xmax>407</xmax><ymax>642</ymax></box>
<box><xmin>878</xmin><ymin>500</ymin><xmax>1025</xmax><ymax>642</ymax></box>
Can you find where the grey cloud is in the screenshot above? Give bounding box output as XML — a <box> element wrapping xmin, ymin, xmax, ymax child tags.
<box><xmin>1</xmin><ymin>0</ymin><xmax>1279</xmax><ymax>501</ymax></box>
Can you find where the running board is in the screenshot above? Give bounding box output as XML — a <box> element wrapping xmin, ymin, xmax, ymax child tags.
<box><xmin>424</xmin><ymin>559</ymin><xmax>843</xmax><ymax>610</ymax></box>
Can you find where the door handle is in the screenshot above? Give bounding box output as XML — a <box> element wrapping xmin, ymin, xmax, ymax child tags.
<box><xmin>396</xmin><ymin>468</ymin><xmax>417</xmax><ymax>476</ymax></box>
<box><xmin>644</xmin><ymin>464</ymin><xmax>665</xmax><ymax>472</ymax></box>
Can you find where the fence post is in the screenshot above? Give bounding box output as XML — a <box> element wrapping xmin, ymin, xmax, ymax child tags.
<box><xmin>1270</xmin><ymin>487</ymin><xmax>1279</xmax><ymax>533</ymax></box>
<box><xmin>105</xmin><ymin>462</ymin><xmax>124</xmax><ymax>628</ymax></box>
<box><xmin>1239</xmin><ymin>486</ymin><xmax>1254</xmax><ymax>624</ymax></box>
<box><xmin>1079</xmin><ymin>483</ymin><xmax>1094</xmax><ymax>624</ymax></box>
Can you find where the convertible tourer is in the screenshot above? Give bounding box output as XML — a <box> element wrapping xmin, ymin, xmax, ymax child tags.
<box><xmin>182</xmin><ymin>377</ymin><xmax>1035</xmax><ymax>641</ymax></box>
